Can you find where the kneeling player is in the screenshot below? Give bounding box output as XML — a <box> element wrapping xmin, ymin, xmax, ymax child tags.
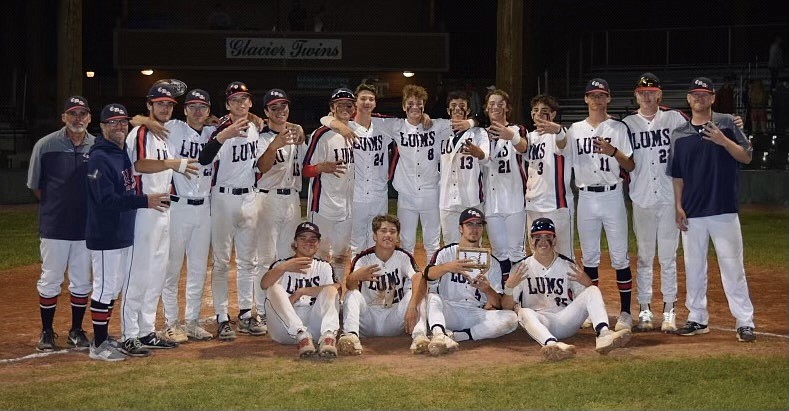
<box><xmin>424</xmin><ymin>207</ymin><xmax>519</xmax><ymax>356</ymax></box>
<box><xmin>338</xmin><ymin>215</ymin><xmax>430</xmax><ymax>355</ymax></box>
<box><xmin>502</xmin><ymin>218</ymin><xmax>631</xmax><ymax>361</ymax></box>
<box><xmin>261</xmin><ymin>222</ymin><xmax>340</xmax><ymax>359</ymax></box>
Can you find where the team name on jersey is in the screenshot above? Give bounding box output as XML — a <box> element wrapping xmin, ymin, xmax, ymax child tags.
<box><xmin>575</xmin><ymin>137</ymin><xmax>612</xmax><ymax>155</ymax></box>
<box><xmin>273</xmin><ymin>146</ymin><xmax>299</xmax><ymax>165</ymax></box>
<box><xmin>399</xmin><ymin>131</ymin><xmax>436</xmax><ymax>147</ymax></box>
<box><xmin>231</xmin><ymin>141</ymin><xmax>258</xmax><ymax>162</ymax></box>
<box><xmin>332</xmin><ymin>147</ymin><xmax>354</xmax><ymax>164</ymax></box>
<box><xmin>631</xmin><ymin>128</ymin><xmax>671</xmax><ymax>149</ymax></box>
<box><xmin>526</xmin><ymin>142</ymin><xmax>546</xmax><ymax>160</ymax></box>
<box><xmin>353</xmin><ymin>135</ymin><xmax>385</xmax><ymax>151</ymax></box>
<box><xmin>525</xmin><ymin>276</ymin><xmax>565</xmax><ymax>296</ymax></box>
<box><xmin>494</xmin><ymin>144</ymin><xmax>510</xmax><ymax>158</ymax></box>
<box><xmin>367</xmin><ymin>268</ymin><xmax>406</xmax><ymax>304</ymax></box>
<box><xmin>285</xmin><ymin>275</ymin><xmax>322</xmax><ymax>294</ymax></box>
<box><xmin>178</xmin><ymin>140</ymin><xmax>206</xmax><ymax>159</ymax></box>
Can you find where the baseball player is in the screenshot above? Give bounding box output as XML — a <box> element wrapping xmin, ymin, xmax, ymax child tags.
<box><xmin>668</xmin><ymin>76</ymin><xmax>756</xmax><ymax>342</ymax></box>
<box><xmin>198</xmin><ymin>81</ymin><xmax>267</xmax><ymax>340</ymax></box>
<box><xmin>435</xmin><ymin>91</ymin><xmax>490</xmax><ymax>245</ymax></box>
<box><xmin>85</xmin><ymin>103</ymin><xmax>170</xmax><ymax>361</ymax></box>
<box><xmin>567</xmin><ymin>78</ymin><xmax>635</xmax><ymax>331</ymax></box>
<box><xmin>254</xmin><ymin>88</ymin><xmax>307</xmax><ymax>328</ymax></box>
<box><xmin>502</xmin><ymin>218</ymin><xmax>632</xmax><ymax>361</ymax></box>
<box><xmin>303</xmin><ymin>88</ymin><xmax>356</xmax><ymax>282</ymax></box>
<box><xmin>261</xmin><ymin>222</ymin><xmax>340</xmax><ymax>359</ymax></box>
<box><xmin>622</xmin><ymin>73</ymin><xmax>688</xmax><ymax>332</ymax></box>
<box><xmin>337</xmin><ymin>214</ymin><xmax>430</xmax><ymax>355</ymax></box>
<box><xmin>27</xmin><ymin>96</ymin><xmax>95</xmax><ymax>351</ymax></box>
<box><xmin>132</xmin><ymin>89</ymin><xmax>217</xmax><ymax>342</ymax></box>
<box><xmin>481</xmin><ymin>89</ymin><xmax>528</xmax><ymax>278</ymax></box>
<box><xmin>122</xmin><ymin>84</ymin><xmax>199</xmax><ymax>353</ymax></box>
<box><xmin>525</xmin><ymin>94</ymin><xmax>575</xmax><ymax>260</ymax></box>
<box><xmin>424</xmin><ymin>207</ymin><xmax>518</xmax><ymax>356</ymax></box>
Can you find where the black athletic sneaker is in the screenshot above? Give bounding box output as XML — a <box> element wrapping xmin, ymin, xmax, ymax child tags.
<box><xmin>36</xmin><ymin>329</ymin><xmax>57</xmax><ymax>352</ymax></box>
<box><xmin>737</xmin><ymin>326</ymin><xmax>756</xmax><ymax>342</ymax></box>
<box><xmin>121</xmin><ymin>337</ymin><xmax>152</xmax><ymax>357</ymax></box>
<box><xmin>139</xmin><ymin>332</ymin><xmax>178</xmax><ymax>349</ymax></box>
<box><xmin>675</xmin><ymin>321</ymin><xmax>709</xmax><ymax>336</ymax></box>
<box><xmin>67</xmin><ymin>329</ymin><xmax>91</xmax><ymax>348</ymax></box>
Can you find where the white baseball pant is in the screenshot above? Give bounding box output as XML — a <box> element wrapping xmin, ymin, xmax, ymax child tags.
<box><xmin>342</xmin><ymin>289</ymin><xmax>427</xmax><ymax>337</ymax></box>
<box><xmin>265</xmin><ymin>283</ymin><xmax>340</xmax><ymax>344</ymax></box>
<box><xmin>90</xmin><ymin>247</ymin><xmax>132</xmax><ymax>305</ymax></box>
<box><xmin>577</xmin><ymin>188</ymin><xmax>630</xmax><ymax>269</ymax></box>
<box><xmin>122</xmin><ymin>208</ymin><xmax>170</xmax><ymax>340</ymax></box>
<box><xmin>37</xmin><ymin>239</ymin><xmax>91</xmax><ymax>298</ymax></box>
<box><xmin>256</xmin><ymin>191</ymin><xmax>301</xmax><ymax>317</ymax></box>
<box><xmin>162</xmin><ymin>199</ymin><xmax>211</xmax><ymax>325</ymax></box>
<box><xmin>309</xmin><ymin>212</ymin><xmax>352</xmax><ymax>283</ymax></box>
<box><xmin>351</xmin><ymin>198</ymin><xmax>389</xmax><ymax>257</ymax></box>
<box><xmin>633</xmin><ymin>203</ymin><xmax>678</xmax><ymax>305</ymax></box>
<box><xmin>486</xmin><ymin>210</ymin><xmax>526</xmax><ymax>264</ymax></box>
<box><xmin>526</xmin><ymin>208</ymin><xmax>574</xmax><ymax>260</ymax></box>
<box><xmin>425</xmin><ymin>294</ymin><xmax>518</xmax><ymax>340</ymax></box>
<box><xmin>397</xmin><ymin>190</ymin><xmax>441</xmax><ymax>263</ymax></box>
<box><xmin>681</xmin><ymin>213</ymin><xmax>755</xmax><ymax>328</ymax></box>
<box><xmin>517</xmin><ymin>286</ymin><xmax>609</xmax><ymax>344</ymax></box>
<box><xmin>210</xmin><ymin>191</ymin><xmax>258</xmax><ymax>322</ymax></box>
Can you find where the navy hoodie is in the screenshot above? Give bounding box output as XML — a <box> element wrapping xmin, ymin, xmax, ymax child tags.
<box><xmin>85</xmin><ymin>136</ymin><xmax>148</xmax><ymax>250</ymax></box>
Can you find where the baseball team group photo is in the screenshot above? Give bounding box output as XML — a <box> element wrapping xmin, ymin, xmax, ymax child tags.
<box><xmin>1</xmin><ymin>1</ymin><xmax>787</xmax><ymax>410</ymax></box>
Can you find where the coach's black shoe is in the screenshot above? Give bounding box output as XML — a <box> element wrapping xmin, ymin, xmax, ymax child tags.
<box><xmin>140</xmin><ymin>332</ymin><xmax>178</xmax><ymax>349</ymax></box>
<box><xmin>121</xmin><ymin>337</ymin><xmax>152</xmax><ymax>357</ymax></box>
<box><xmin>36</xmin><ymin>329</ymin><xmax>58</xmax><ymax>352</ymax></box>
<box><xmin>737</xmin><ymin>326</ymin><xmax>756</xmax><ymax>342</ymax></box>
<box><xmin>67</xmin><ymin>328</ymin><xmax>91</xmax><ymax>349</ymax></box>
<box><xmin>675</xmin><ymin>321</ymin><xmax>709</xmax><ymax>336</ymax></box>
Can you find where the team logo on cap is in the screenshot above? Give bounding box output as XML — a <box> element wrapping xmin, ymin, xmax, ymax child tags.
<box><xmin>192</xmin><ymin>91</ymin><xmax>206</xmax><ymax>100</ymax></box>
<box><xmin>591</xmin><ymin>80</ymin><xmax>606</xmax><ymax>90</ymax></box>
<box><xmin>157</xmin><ymin>87</ymin><xmax>173</xmax><ymax>97</ymax></box>
<box><xmin>70</xmin><ymin>97</ymin><xmax>86</xmax><ymax>106</ymax></box>
<box><xmin>270</xmin><ymin>90</ymin><xmax>285</xmax><ymax>98</ymax></box>
<box><xmin>109</xmin><ymin>106</ymin><xmax>125</xmax><ymax>114</ymax></box>
<box><xmin>694</xmin><ymin>79</ymin><xmax>709</xmax><ymax>89</ymax></box>
<box><xmin>467</xmin><ymin>209</ymin><xmax>482</xmax><ymax>218</ymax></box>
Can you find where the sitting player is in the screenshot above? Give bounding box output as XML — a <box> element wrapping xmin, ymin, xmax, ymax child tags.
<box><xmin>502</xmin><ymin>218</ymin><xmax>632</xmax><ymax>361</ymax></box>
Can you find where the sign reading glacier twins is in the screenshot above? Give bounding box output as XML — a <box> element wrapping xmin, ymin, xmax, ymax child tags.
<box><xmin>226</xmin><ymin>38</ymin><xmax>342</xmax><ymax>59</ymax></box>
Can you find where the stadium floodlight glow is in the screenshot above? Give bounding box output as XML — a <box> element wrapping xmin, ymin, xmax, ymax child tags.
<box><xmin>403</xmin><ymin>71</ymin><xmax>415</xmax><ymax>78</ymax></box>
<box><xmin>85</xmin><ymin>71</ymin><xmax>95</xmax><ymax>78</ymax></box>
<box><xmin>141</xmin><ymin>69</ymin><xmax>154</xmax><ymax>76</ymax></box>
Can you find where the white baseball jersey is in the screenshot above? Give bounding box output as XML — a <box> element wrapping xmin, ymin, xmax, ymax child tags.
<box><xmin>210</xmin><ymin>118</ymin><xmax>262</xmax><ymax>189</ymax></box>
<box><xmin>304</xmin><ymin>126</ymin><xmax>355</xmax><ymax>220</ymax></box>
<box><xmin>387</xmin><ymin>120</ymin><xmax>443</xmax><ymax>197</ymax></box>
<box><xmin>126</xmin><ymin>126</ymin><xmax>173</xmax><ymax>194</ymax></box>
<box><xmin>567</xmin><ymin>118</ymin><xmax>633</xmax><ymax>188</ymax></box>
<box><xmin>165</xmin><ymin>120</ymin><xmax>215</xmax><ymax>197</ymax></box>
<box><xmin>525</xmin><ymin>129</ymin><xmax>574</xmax><ymax>212</ymax></box>
<box><xmin>436</xmin><ymin>121</ymin><xmax>490</xmax><ymax>211</ymax></box>
<box><xmin>269</xmin><ymin>257</ymin><xmax>335</xmax><ymax>308</ymax></box>
<box><xmin>623</xmin><ymin>109</ymin><xmax>687</xmax><ymax>208</ymax></box>
<box><xmin>256</xmin><ymin>126</ymin><xmax>306</xmax><ymax>191</ymax></box>
<box><xmin>512</xmin><ymin>254</ymin><xmax>585</xmax><ymax>314</ymax></box>
<box><xmin>350</xmin><ymin>119</ymin><xmax>393</xmax><ymax>202</ymax></box>
<box><xmin>349</xmin><ymin>247</ymin><xmax>418</xmax><ymax>307</ymax></box>
<box><xmin>427</xmin><ymin>244</ymin><xmax>504</xmax><ymax>308</ymax></box>
<box><xmin>483</xmin><ymin>125</ymin><xmax>528</xmax><ymax>215</ymax></box>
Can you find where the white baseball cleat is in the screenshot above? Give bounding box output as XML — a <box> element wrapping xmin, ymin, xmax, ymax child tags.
<box><xmin>338</xmin><ymin>333</ymin><xmax>363</xmax><ymax>356</ymax></box>
<box><xmin>296</xmin><ymin>330</ymin><xmax>316</xmax><ymax>358</ymax></box>
<box><xmin>185</xmin><ymin>321</ymin><xmax>213</xmax><ymax>341</ymax></box>
<box><xmin>581</xmin><ymin>317</ymin><xmax>593</xmax><ymax>329</ymax></box>
<box><xmin>541</xmin><ymin>342</ymin><xmax>576</xmax><ymax>361</ymax></box>
<box><xmin>636</xmin><ymin>310</ymin><xmax>654</xmax><ymax>331</ymax></box>
<box><xmin>410</xmin><ymin>334</ymin><xmax>430</xmax><ymax>354</ymax></box>
<box><xmin>427</xmin><ymin>333</ymin><xmax>458</xmax><ymax>356</ymax></box>
<box><xmin>595</xmin><ymin>328</ymin><xmax>632</xmax><ymax>355</ymax></box>
<box><xmin>318</xmin><ymin>332</ymin><xmax>338</xmax><ymax>360</ymax></box>
<box><xmin>164</xmin><ymin>323</ymin><xmax>189</xmax><ymax>343</ymax></box>
<box><xmin>661</xmin><ymin>308</ymin><xmax>677</xmax><ymax>333</ymax></box>
<box><xmin>615</xmin><ymin>312</ymin><xmax>633</xmax><ymax>332</ymax></box>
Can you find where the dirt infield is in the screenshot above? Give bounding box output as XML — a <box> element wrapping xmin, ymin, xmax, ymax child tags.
<box><xmin>1</xmin><ymin>247</ymin><xmax>786</xmax><ymax>366</ymax></box>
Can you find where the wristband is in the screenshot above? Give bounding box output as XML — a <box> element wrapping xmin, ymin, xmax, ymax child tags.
<box><xmin>555</xmin><ymin>128</ymin><xmax>566</xmax><ymax>142</ymax></box>
<box><xmin>504</xmin><ymin>286</ymin><xmax>514</xmax><ymax>296</ymax></box>
<box><xmin>611</xmin><ymin>147</ymin><xmax>618</xmax><ymax>157</ymax></box>
<box><xmin>510</xmin><ymin>133</ymin><xmax>522</xmax><ymax>146</ymax></box>
<box><xmin>177</xmin><ymin>159</ymin><xmax>188</xmax><ymax>173</ymax></box>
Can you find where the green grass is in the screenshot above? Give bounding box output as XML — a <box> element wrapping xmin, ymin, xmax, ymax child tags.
<box><xmin>0</xmin><ymin>208</ymin><xmax>39</xmax><ymax>270</ymax></box>
<box><xmin>0</xmin><ymin>355</ymin><xmax>785</xmax><ymax>410</ymax></box>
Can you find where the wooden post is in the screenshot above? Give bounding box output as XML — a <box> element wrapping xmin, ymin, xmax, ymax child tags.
<box><xmin>496</xmin><ymin>0</ymin><xmax>524</xmax><ymax>123</ymax></box>
<box><xmin>58</xmin><ymin>0</ymin><xmax>83</xmax><ymax>110</ymax></box>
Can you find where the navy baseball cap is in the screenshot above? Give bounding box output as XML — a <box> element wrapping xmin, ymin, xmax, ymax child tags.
<box><xmin>184</xmin><ymin>89</ymin><xmax>210</xmax><ymax>106</ymax></box>
<box><xmin>330</xmin><ymin>87</ymin><xmax>356</xmax><ymax>102</ymax></box>
<box><xmin>263</xmin><ymin>89</ymin><xmax>290</xmax><ymax>106</ymax></box>
<box><xmin>459</xmin><ymin>207</ymin><xmax>486</xmax><ymax>225</ymax></box>
<box><xmin>64</xmin><ymin>96</ymin><xmax>90</xmax><ymax>113</ymax></box>
<box><xmin>100</xmin><ymin>103</ymin><xmax>130</xmax><ymax>122</ymax></box>
<box><xmin>688</xmin><ymin>77</ymin><xmax>715</xmax><ymax>93</ymax></box>
<box><xmin>585</xmin><ymin>78</ymin><xmax>610</xmax><ymax>95</ymax></box>
<box><xmin>226</xmin><ymin>81</ymin><xmax>252</xmax><ymax>100</ymax></box>
<box><xmin>636</xmin><ymin>73</ymin><xmax>661</xmax><ymax>91</ymax></box>
<box><xmin>531</xmin><ymin>218</ymin><xmax>556</xmax><ymax>236</ymax></box>
<box><xmin>295</xmin><ymin>222</ymin><xmax>321</xmax><ymax>239</ymax></box>
<box><xmin>147</xmin><ymin>84</ymin><xmax>177</xmax><ymax>103</ymax></box>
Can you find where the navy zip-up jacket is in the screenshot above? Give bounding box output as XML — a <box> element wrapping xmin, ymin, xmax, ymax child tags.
<box><xmin>85</xmin><ymin>136</ymin><xmax>148</xmax><ymax>250</ymax></box>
